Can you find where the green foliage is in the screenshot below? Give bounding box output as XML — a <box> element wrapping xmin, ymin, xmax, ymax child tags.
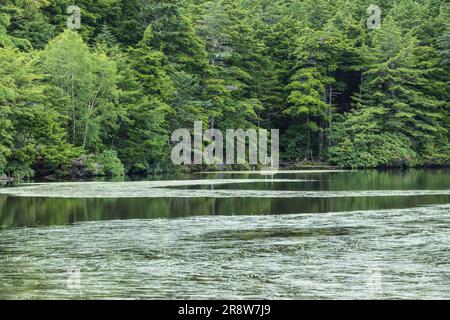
<box><xmin>40</xmin><ymin>30</ymin><xmax>119</xmax><ymax>151</ymax></box>
<box><xmin>440</xmin><ymin>26</ymin><xmax>450</xmax><ymax>66</ymax></box>
<box><xmin>281</xmin><ymin>124</ymin><xmax>307</xmax><ymax>161</ymax></box>
<box><xmin>347</xmin><ymin>20</ymin><xmax>448</xmax><ymax>167</ymax></box>
<box><xmin>95</xmin><ymin>26</ymin><xmax>171</xmax><ymax>174</ymax></box>
<box><xmin>0</xmin><ymin>12</ymin><xmax>31</xmax><ymax>49</ymax></box>
<box><xmin>90</xmin><ymin>150</ymin><xmax>125</xmax><ymax>177</ymax></box>
<box><xmin>0</xmin><ymin>1</ymin><xmax>55</xmax><ymax>49</ymax></box>
<box><xmin>0</xmin><ymin>0</ymin><xmax>449</xmax><ymax>179</ymax></box>
<box><xmin>329</xmin><ymin>132</ymin><xmax>417</xmax><ymax>168</ymax></box>
<box><xmin>0</xmin><ymin>47</ymin><xmax>78</xmax><ymax>178</ymax></box>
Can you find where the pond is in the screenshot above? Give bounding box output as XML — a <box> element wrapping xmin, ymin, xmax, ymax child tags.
<box><xmin>0</xmin><ymin>169</ymin><xmax>449</xmax><ymax>299</ymax></box>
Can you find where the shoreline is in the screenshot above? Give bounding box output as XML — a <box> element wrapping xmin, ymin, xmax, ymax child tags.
<box><xmin>2</xmin><ymin>164</ymin><xmax>450</xmax><ymax>183</ymax></box>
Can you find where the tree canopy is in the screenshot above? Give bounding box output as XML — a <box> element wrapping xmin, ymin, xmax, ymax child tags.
<box><xmin>0</xmin><ymin>0</ymin><xmax>449</xmax><ymax>178</ymax></box>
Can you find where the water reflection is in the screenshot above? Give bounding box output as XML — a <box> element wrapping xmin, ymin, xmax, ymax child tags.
<box><xmin>1</xmin><ymin>169</ymin><xmax>450</xmax><ymax>228</ymax></box>
<box><xmin>1</xmin><ymin>169</ymin><xmax>450</xmax><ymax>299</ymax></box>
<box><xmin>0</xmin><ymin>205</ymin><xmax>449</xmax><ymax>299</ymax></box>
<box><xmin>2</xmin><ymin>195</ymin><xmax>450</xmax><ymax>228</ymax></box>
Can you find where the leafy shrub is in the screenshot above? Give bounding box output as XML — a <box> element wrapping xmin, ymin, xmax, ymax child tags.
<box><xmin>67</xmin><ymin>150</ymin><xmax>125</xmax><ymax>178</ymax></box>
<box><xmin>281</xmin><ymin>125</ymin><xmax>307</xmax><ymax>161</ymax></box>
<box><xmin>0</xmin><ymin>154</ymin><xmax>6</xmax><ymax>175</ymax></box>
<box><xmin>92</xmin><ymin>150</ymin><xmax>125</xmax><ymax>177</ymax></box>
<box><xmin>329</xmin><ymin>133</ymin><xmax>417</xmax><ymax>168</ymax></box>
<box><xmin>419</xmin><ymin>141</ymin><xmax>450</xmax><ymax>166</ymax></box>
<box><xmin>4</xmin><ymin>162</ymin><xmax>35</xmax><ymax>180</ymax></box>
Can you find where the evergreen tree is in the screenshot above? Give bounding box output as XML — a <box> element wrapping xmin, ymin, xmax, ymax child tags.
<box><xmin>285</xmin><ymin>21</ymin><xmax>353</xmax><ymax>160</ymax></box>
<box><xmin>96</xmin><ymin>27</ymin><xmax>170</xmax><ymax>174</ymax></box>
<box><xmin>0</xmin><ymin>0</ymin><xmax>55</xmax><ymax>49</ymax></box>
<box><xmin>330</xmin><ymin>20</ymin><xmax>448</xmax><ymax>167</ymax></box>
<box><xmin>440</xmin><ymin>24</ymin><xmax>450</xmax><ymax>67</ymax></box>
<box><xmin>0</xmin><ymin>12</ymin><xmax>31</xmax><ymax>49</ymax></box>
<box><xmin>1</xmin><ymin>0</ymin><xmax>449</xmax><ymax>177</ymax></box>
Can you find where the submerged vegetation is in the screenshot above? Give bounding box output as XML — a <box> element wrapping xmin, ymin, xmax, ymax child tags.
<box><xmin>0</xmin><ymin>0</ymin><xmax>449</xmax><ymax>178</ymax></box>
<box><xmin>1</xmin><ymin>199</ymin><xmax>450</xmax><ymax>298</ymax></box>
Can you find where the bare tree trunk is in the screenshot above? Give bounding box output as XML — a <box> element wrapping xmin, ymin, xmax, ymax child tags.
<box><xmin>305</xmin><ymin>113</ymin><xmax>311</xmax><ymax>161</ymax></box>
<box><xmin>71</xmin><ymin>74</ymin><xmax>76</xmax><ymax>145</ymax></box>
<box><xmin>82</xmin><ymin>89</ymin><xmax>100</xmax><ymax>149</ymax></box>
<box><xmin>318</xmin><ymin>125</ymin><xmax>324</xmax><ymax>161</ymax></box>
<box><xmin>328</xmin><ymin>86</ymin><xmax>333</xmax><ymax>148</ymax></box>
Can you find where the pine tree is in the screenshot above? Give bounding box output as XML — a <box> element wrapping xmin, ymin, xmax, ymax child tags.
<box><xmin>193</xmin><ymin>0</ymin><xmax>265</xmax><ymax>130</ymax></box>
<box><xmin>95</xmin><ymin>27</ymin><xmax>170</xmax><ymax>174</ymax></box>
<box><xmin>131</xmin><ymin>25</ymin><xmax>174</xmax><ymax>104</ymax></box>
<box><xmin>0</xmin><ymin>0</ymin><xmax>55</xmax><ymax>49</ymax></box>
<box><xmin>440</xmin><ymin>25</ymin><xmax>450</xmax><ymax>67</ymax></box>
<box><xmin>0</xmin><ymin>12</ymin><xmax>31</xmax><ymax>49</ymax></box>
<box><xmin>285</xmin><ymin>21</ymin><xmax>352</xmax><ymax>160</ymax></box>
<box><xmin>361</xmin><ymin>22</ymin><xmax>447</xmax><ymax>146</ymax></box>
<box><xmin>330</xmin><ymin>20</ymin><xmax>448</xmax><ymax>167</ymax></box>
<box><xmin>1</xmin><ymin>0</ymin><xmax>450</xmax><ymax>175</ymax></box>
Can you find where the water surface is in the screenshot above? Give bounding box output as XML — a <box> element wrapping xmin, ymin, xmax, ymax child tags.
<box><xmin>0</xmin><ymin>170</ymin><xmax>449</xmax><ymax>299</ymax></box>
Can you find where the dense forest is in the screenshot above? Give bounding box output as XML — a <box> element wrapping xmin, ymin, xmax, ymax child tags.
<box><xmin>0</xmin><ymin>0</ymin><xmax>449</xmax><ymax>179</ymax></box>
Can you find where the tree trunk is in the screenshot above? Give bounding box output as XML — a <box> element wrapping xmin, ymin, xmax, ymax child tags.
<box><xmin>328</xmin><ymin>86</ymin><xmax>333</xmax><ymax>148</ymax></box>
<box><xmin>71</xmin><ymin>74</ymin><xmax>76</xmax><ymax>145</ymax></box>
<box><xmin>318</xmin><ymin>126</ymin><xmax>324</xmax><ymax>161</ymax></box>
<box><xmin>305</xmin><ymin>113</ymin><xmax>311</xmax><ymax>161</ymax></box>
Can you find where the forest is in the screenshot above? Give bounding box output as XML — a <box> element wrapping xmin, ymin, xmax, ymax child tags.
<box><xmin>0</xmin><ymin>0</ymin><xmax>449</xmax><ymax>179</ymax></box>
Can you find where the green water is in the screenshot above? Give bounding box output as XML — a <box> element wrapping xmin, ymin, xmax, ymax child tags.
<box><xmin>0</xmin><ymin>169</ymin><xmax>449</xmax><ymax>299</ymax></box>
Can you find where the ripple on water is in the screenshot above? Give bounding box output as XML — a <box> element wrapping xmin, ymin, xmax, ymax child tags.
<box><xmin>0</xmin><ymin>205</ymin><xmax>449</xmax><ymax>299</ymax></box>
<box><xmin>2</xmin><ymin>180</ymin><xmax>450</xmax><ymax>198</ymax></box>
